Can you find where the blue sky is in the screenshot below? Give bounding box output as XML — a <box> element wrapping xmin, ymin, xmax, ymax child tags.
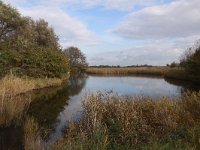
<box><xmin>3</xmin><ymin>0</ymin><xmax>200</xmax><ymax>66</ymax></box>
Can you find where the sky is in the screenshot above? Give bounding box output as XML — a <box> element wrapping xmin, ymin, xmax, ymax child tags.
<box><xmin>3</xmin><ymin>0</ymin><xmax>200</xmax><ymax>66</ymax></box>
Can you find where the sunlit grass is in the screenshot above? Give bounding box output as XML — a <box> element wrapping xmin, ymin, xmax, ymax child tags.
<box><xmin>0</xmin><ymin>74</ymin><xmax>65</xmax><ymax>95</ymax></box>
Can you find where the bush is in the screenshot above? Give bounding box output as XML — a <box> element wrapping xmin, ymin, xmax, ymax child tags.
<box><xmin>0</xmin><ymin>47</ymin><xmax>70</xmax><ymax>78</ymax></box>
<box><xmin>180</xmin><ymin>41</ymin><xmax>200</xmax><ymax>81</ymax></box>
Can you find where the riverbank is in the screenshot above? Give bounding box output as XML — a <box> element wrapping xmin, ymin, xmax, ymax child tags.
<box><xmin>86</xmin><ymin>66</ymin><xmax>172</xmax><ymax>76</ymax></box>
<box><xmin>0</xmin><ymin>74</ymin><xmax>69</xmax><ymax>127</ymax></box>
<box><xmin>53</xmin><ymin>91</ymin><xmax>200</xmax><ymax>149</ymax></box>
<box><xmin>0</xmin><ymin>75</ymin><xmax>67</xmax><ymax>95</ymax></box>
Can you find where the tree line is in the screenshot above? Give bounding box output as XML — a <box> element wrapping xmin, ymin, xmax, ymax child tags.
<box><xmin>0</xmin><ymin>1</ymin><xmax>87</xmax><ymax>78</ymax></box>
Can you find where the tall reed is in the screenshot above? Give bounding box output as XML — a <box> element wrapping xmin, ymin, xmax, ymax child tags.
<box><xmin>54</xmin><ymin>91</ymin><xmax>200</xmax><ymax>149</ymax></box>
<box><xmin>86</xmin><ymin>67</ymin><xmax>171</xmax><ymax>76</ymax></box>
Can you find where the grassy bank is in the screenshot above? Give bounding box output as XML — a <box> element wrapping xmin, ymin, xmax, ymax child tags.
<box><xmin>165</xmin><ymin>69</ymin><xmax>200</xmax><ymax>83</ymax></box>
<box><xmin>0</xmin><ymin>74</ymin><xmax>67</xmax><ymax>95</ymax></box>
<box><xmin>53</xmin><ymin>92</ymin><xmax>200</xmax><ymax>150</ymax></box>
<box><xmin>0</xmin><ymin>74</ymin><xmax>68</xmax><ymax>127</ymax></box>
<box><xmin>86</xmin><ymin>67</ymin><xmax>172</xmax><ymax>76</ymax></box>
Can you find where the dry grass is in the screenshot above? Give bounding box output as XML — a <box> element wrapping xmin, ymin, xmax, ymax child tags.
<box><xmin>0</xmin><ymin>74</ymin><xmax>64</xmax><ymax>95</ymax></box>
<box><xmin>24</xmin><ymin>117</ymin><xmax>44</xmax><ymax>150</ymax></box>
<box><xmin>0</xmin><ymin>94</ymin><xmax>31</xmax><ymax>127</ymax></box>
<box><xmin>54</xmin><ymin>91</ymin><xmax>200</xmax><ymax>149</ymax></box>
<box><xmin>0</xmin><ymin>75</ymin><xmax>35</xmax><ymax>96</ymax></box>
<box><xmin>86</xmin><ymin>67</ymin><xmax>172</xmax><ymax>76</ymax></box>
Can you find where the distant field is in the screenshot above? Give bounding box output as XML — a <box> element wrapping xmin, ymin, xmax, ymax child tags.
<box><xmin>86</xmin><ymin>66</ymin><xmax>173</xmax><ymax>76</ymax></box>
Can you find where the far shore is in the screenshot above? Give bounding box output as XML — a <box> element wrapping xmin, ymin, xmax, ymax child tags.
<box><xmin>86</xmin><ymin>66</ymin><xmax>198</xmax><ymax>83</ymax></box>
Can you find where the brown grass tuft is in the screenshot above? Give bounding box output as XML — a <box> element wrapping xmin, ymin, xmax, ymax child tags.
<box><xmin>54</xmin><ymin>91</ymin><xmax>200</xmax><ymax>149</ymax></box>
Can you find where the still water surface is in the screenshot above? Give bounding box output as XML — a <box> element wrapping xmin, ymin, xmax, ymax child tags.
<box><xmin>1</xmin><ymin>74</ymin><xmax>200</xmax><ymax>149</ymax></box>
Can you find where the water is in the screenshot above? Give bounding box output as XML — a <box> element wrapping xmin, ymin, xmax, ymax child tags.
<box><xmin>1</xmin><ymin>74</ymin><xmax>200</xmax><ymax>149</ymax></box>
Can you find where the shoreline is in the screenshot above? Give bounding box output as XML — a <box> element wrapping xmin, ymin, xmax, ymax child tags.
<box><xmin>86</xmin><ymin>66</ymin><xmax>169</xmax><ymax>76</ymax></box>
<box><xmin>0</xmin><ymin>74</ymin><xmax>70</xmax><ymax>96</ymax></box>
<box><xmin>0</xmin><ymin>74</ymin><xmax>69</xmax><ymax>127</ymax></box>
<box><xmin>86</xmin><ymin>67</ymin><xmax>199</xmax><ymax>84</ymax></box>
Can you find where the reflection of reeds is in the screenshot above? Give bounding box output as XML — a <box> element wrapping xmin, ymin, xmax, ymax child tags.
<box><xmin>0</xmin><ymin>74</ymin><xmax>65</xmax><ymax>127</ymax></box>
<box><xmin>54</xmin><ymin>91</ymin><xmax>200</xmax><ymax>149</ymax></box>
<box><xmin>24</xmin><ymin>117</ymin><xmax>43</xmax><ymax>150</ymax></box>
<box><xmin>86</xmin><ymin>67</ymin><xmax>171</xmax><ymax>76</ymax></box>
<box><xmin>0</xmin><ymin>93</ymin><xmax>31</xmax><ymax>127</ymax></box>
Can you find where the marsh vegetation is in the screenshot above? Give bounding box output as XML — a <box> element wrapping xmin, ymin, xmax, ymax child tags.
<box><xmin>1</xmin><ymin>1</ymin><xmax>200</xmax><ymax>150</ymax></box>
<box><xmin>54</xmin><ymin>91</ymin><xmax>200</xmax><ymax>149</ymax></box>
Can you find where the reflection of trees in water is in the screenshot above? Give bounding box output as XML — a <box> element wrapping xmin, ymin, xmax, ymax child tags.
<box><xmin>164</xmin><ymin>78</ymin><xmax>200</xmax><ymax>94</ymax></box>
<box><xmin>27</xmin><ymin>74</ymin><xmax>88</xmax><ymax>138</ymax></box>
<box><xmin>68</xmin><ymin>73</ymin><xmax>88</xmax><ymax>95</ymax></box>
<box><xmin>0</xmin><ymin>127</ymin><xmax>23</xmax><ymax>150</ymax></box>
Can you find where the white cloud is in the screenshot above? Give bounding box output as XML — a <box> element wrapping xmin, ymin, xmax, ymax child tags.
<box><xmin>4</xmin><ymin>0</ymin><xmax>163</xmax><ymax>11</ymax></box>
<box><xmin>89</xmin><ymin>40</ymin><xmax>184</xmax><ymax>66</ymax></box>
<box><xmin>113</xmin><ymin>0</ymin><xmax>200</xmax><ymax>39</ymax></box>
<box><xmin>3</xmin><ymin>0</ymin><xmax>200</xmax><ymax>65</ymax></box>
<box><xmin>18</xmin><ymin>6</ymin><xmax>100</xmax><ymax>47</ymax></box>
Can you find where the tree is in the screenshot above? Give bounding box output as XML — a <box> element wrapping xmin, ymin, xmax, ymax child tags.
<box><xmin>34</xmin><ymin>19</ymin><xmax>60</xmax><ymax>50</ymax></box>
<box><xmin>0</xmin><ymin>1</ymin><xmax>27</xmax><ymax>45</ymax></box>
<box><xmin>169</xmin><ymin>62</ymin><xmax>179</xmax><ymax>68</ymax></box>
<box><xmin>63</xmin><ymin>47</ymin><xmax>88</xmax><ymax>72</ymax></box>
<box><xmin>0</xmin><ymin>1</ymin><xmax>70</xmax><ymax>78</ymax></box>
<box><xmin>180</xmin><ymin>40</ymin><xmax>200</xmax><ymax>79</ymax></box>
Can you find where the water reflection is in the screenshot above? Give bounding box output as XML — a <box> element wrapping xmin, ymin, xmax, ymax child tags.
<box><xmin>0</xmin><ymin>127</ymin><xmax>23</xmax><ymax>150</ymax></box>
<box><xmin>85</xmin><ymin>75</ymin><xmax>181</xmax><ymax>97</ymax></box>
<box><xmin>28</xmin><ymin>74</ymin><xmax>200</xmax><ymax>146</ymax></box>
<box><xmin>27</xmin><ymin>74</ymin><xmax>88</xmax><ymax>143</ymax></box>
<box><xmin>164</xmin><ymin>78</ymin><xmax>200</xmax><ymax>93</ymax></box>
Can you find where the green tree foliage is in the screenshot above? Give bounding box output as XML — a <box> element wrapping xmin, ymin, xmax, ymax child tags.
<box><xmin>63</xmin><ymin>46</ymin><xmax>88</xmax><ymax>72</ymax></box>
<box><xmin>0</xmin><ymin>1</ymin><xmax>27</xmax><ymax>45</ymax></box>
<box><xmin>34</xmin><ymin>19</ymin><xmax>60</xmax><ymax>50</ymax></box>
<box><xmin>180</xmin><ymin>41</ymin><xmax>200</xmax><ymax>79</ymax></box>
<box><xmin>0</xmin><ymin>1</ymin><xmax>69</xmax><ymax>78</ymax></box>
<box><xmin>169</xmin><ymin>62</ymin><xmax>179</xmax><ymax>68</ymax></box>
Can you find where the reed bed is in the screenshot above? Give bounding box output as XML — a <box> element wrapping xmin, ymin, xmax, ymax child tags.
<box><xmin>54</xmin><ymin>91</ymin><xmax>200</xmax><ymax>149</ymax></box>
<box><xmin>0</xmin><ymin>74</ymin><xmax>64</xmax><ymax>95</ymax></box>
<box><xmin>86</xmin><ymin>67</ymin><xmax>171</xmax><ymax>76</ymax></box>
